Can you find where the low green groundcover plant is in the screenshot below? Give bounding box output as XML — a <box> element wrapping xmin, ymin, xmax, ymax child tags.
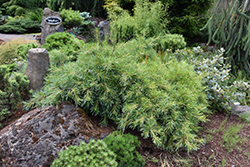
<box><xmin>103</xmin><ymin>131</ymin><xmax>145</xmax><ymax>167</ymax></box>
<box><xmin>51</xmin><ymin>139</ymin><xmax>117</xmax><ymax>167</ymax></box>
<box><xmin>25</xmin><ymin>37</ymin><xmax>208</xmax><ymax>151</ymax></box>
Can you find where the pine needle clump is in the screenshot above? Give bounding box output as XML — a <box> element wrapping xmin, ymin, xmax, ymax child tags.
<box><xmin>0</xmin><ymin>64</ymin><xmax>29</xmax><ymax>127</ymax></box>
<box><xmin>51</xmin><ymin>139</ymin><xmax>117</xmax><ymax>167</ymax></box>
<box><xmin>103</xmin><ymin>131</ymin><xmax>145</xmax><ymax>167</ymax></box>
<box><xmin>26</xmin><ymin>37</ymin><xmax>208</xmax><ymax>151</ymax></box>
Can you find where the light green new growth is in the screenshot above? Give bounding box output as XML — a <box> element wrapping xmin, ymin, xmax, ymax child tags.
<box><xmin>51</xmin><ymin>139</ymin><xmax>118</xmax><ymax>167</ymax></box>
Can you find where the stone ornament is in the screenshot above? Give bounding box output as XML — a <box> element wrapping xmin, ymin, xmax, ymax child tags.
<box><xmin>41</xmin><ymin>8</ymin><xmax>64</xmax><ymax>45</ymax></box>
<box><xmin>25</xmin><ymin>48</ymin><xmax>50</xmax><ymax>91</ymax></box>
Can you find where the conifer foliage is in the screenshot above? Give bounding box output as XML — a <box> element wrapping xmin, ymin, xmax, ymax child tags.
<box><xmin>26</xmin><ymin>37</ymin><xmax>208</xmax><ymax>151</ymax></box>
<box><xmin>0</xmin><ymin>64</ymin><xmax>29</xmax><ymax>127</ymax></box>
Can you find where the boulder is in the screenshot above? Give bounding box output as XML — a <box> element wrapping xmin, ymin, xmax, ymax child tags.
<box><xmin>0</xmin><ymin>102</ymin><xmax>112</xmax><ymax>167</ymax></box>
<box><xmin>41</xmin><ymin>8</ymin><xmax>64</xmax><ymax>45</ymax></box>
<box><xmin>25</xmin><ymin>48</ymin><xmax>50</xmax><ymax>91</ymax></box>
<box><xmin>231</xmin><ymin>104</ymin><xmax>250</xmax><ymax>121</ymax></box>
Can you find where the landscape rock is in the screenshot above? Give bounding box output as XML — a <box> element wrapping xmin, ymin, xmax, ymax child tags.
<box><xmin>25</xmin><ymin>48</ymin><xmax>50</xmax><ymax>91</ymax></box>
<box><xmin>0</xmin><ymin>102</ymin><xmax>111</xmax><ymax>167</ymax></box>
<box><xmin>231</xmin><ymin>105</ymin><xmax>250</xmax><ymax>121</ymax></box>
<box><xmin>41</xmin><ymin>8</ymin><xmax>64</xmax><ymax>45</ymax></box>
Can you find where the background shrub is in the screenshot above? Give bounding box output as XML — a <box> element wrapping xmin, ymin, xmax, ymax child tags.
<box><xmin>51</xmin><ymin>139</ymin><xmax>118</xmax><ymax>167</ymax></box>
<box><xmin>25</xmin><ymin>37</ymin><xmax>208</xmax><ymax>151</ymax></box>
<box><xmin>103</xmin><ymin>131</ymin><xmax>145</xmax><ymax>167</ymax></box>
<box><xmin>60</xmin><ymin>8</ymin><xmax>84</xmax><ymax>29</ymax></box>
<box><xmin>47</xmin><ymin>0</ymin><xmax>106</xmax><ymax>18</ymax></box>
<box><xmin>72</xmin><ymin>12</ymin><xmax>95</xmax><ymax>38</ymax></box>
<box><xmin>105</xmin><ymin>0</ymin><xmax>168</xmax><ymax>43</ymax></box>
<box><xmin>0</xmin><ymin>18</ymin><xmax>40</xmax><ymax>34</ymax></box>
<box><xmin>24</xmin><ymin>8</ymin><xmax>43</xmax><ymax>23</ymax></box>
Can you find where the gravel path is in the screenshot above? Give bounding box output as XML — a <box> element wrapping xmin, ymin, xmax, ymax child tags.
<box><xmin>0</xmin><ymin>33</ymin><xmax>37</xmax><ymax>41</ymax></box>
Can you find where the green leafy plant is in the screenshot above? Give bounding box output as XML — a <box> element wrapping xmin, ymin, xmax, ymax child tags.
<box><xmin>25</xmin><ymin>37</ymin><xmax>208</xmax><ymax>151</ymax></box>
<box><xmin>103</xmin><ymin>131</ymin><xmax>145</xmax><ymax>167</ymax></box>
<box><xmin>169</xmin><ymin>46</ymin><xmax>250</xmax><ymax>111</ymax></box>
<box><xmin>60</xmin><ymin>8</ymin><xmax>84</xmax><ymax>29</ymax></box>
<box><xmin>51</xmin><ymin>139</ymin><xmax>118</xmax><ymax>167</ymax></box>
<box><xmin>0</xmin><ymin>18</ymin><xmax>40</xmax><ymax>34</ymax></box>
<box><xmin>0</xmin><ymin>64</ymin><xmax>29</xmax><ymax>127</ymax></box>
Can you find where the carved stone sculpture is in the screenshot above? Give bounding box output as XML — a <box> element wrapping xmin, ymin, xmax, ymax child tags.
<box><xmin>41</xmin><ymin>8</ymin><xmax>64</xmax><ymax>45</ymax></box>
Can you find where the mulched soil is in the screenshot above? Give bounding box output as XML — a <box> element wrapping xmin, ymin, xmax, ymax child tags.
<box><xmin>1</xmin><ymin>109</ymin><xmax>249</xmax><ymax>167</ymax></box>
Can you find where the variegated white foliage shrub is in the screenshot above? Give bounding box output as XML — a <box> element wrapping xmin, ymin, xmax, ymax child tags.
<box><xmin>169</xmin><ymin>46</ymin><xmax>250</xmax><ymax>110</ymax></box>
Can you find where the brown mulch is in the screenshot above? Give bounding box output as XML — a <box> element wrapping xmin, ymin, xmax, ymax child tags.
<box><xmin>1</xmin><ymin>110</ymin><xmax>249</xmax><ymax>167</ymax></box>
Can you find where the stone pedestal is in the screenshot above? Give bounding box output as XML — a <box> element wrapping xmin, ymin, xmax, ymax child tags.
<box><xmin>98</xmin><ymin>21</ymin><xmax>110</xmax><ymax>41</ymax></box>
<box><xmin>25</xmin><ymin>48</ymin><xmax>50</xmax><ymax>91</ymax></box>
<box><xmin>41</xmin><ymin>8</ymin><xmax>64</xmax><ymax>45</ymax></box>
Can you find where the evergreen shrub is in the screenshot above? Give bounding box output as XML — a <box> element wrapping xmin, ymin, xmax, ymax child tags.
<box><xmin>73</xmin><ymin>12</ymin><xmax>95</xmax><ymax>37</ymax></box>
<box><xmin>0</xmin><ymin>64</ymin><xmax>29</xmax><ymax>127</ymax></box>
<box><xmin>24</xmin><ymin>8</ymin><xmax>43</xmax><ymax>23</ymax></box>
<box><xmin>105</xmin><ymin>0</ymin><xmax>168</xmax><ymax>43</ymax></box>
<box><xmin>0</xmin><ymin>18</ymin><xmax>40</xmax><ymax>34</ymax></box>
<box><xmin>165</xmin><ymin>0</ymin><xmax>213</xmax><ymax>40</ymax></box>
<box><xmin>43</xmin><ymin>32</ymin><xmax>85</xmax><ymax>62</ymax></box>
<box><xmin>103</xmin><ymin>131</ymin><xmax>145</xmax><ymax>167</ymax></box>
<box><xmin>51</xmin><ymin>139</ymin><xmax>118</xmax><ymax>167</ymax></box>
<box><xmin>60</xmin><ymin>8</ymin><xmax>84</xmax><ymax>29</ymax></box>
<box><xmin>153</xmin><ymin>34</ymin><xmax>186</xmax><ymax>52</ymax></box>
<box><xmin>26</xmin><ymin>37</ymin><xmax>208</xmax><ymax>151</ymax></box>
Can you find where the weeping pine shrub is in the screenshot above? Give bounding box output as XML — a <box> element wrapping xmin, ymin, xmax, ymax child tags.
<box><xmin>25</xmin><ymin>37</ymin><xmax>208</xmax><ymax>151</ymax></box>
